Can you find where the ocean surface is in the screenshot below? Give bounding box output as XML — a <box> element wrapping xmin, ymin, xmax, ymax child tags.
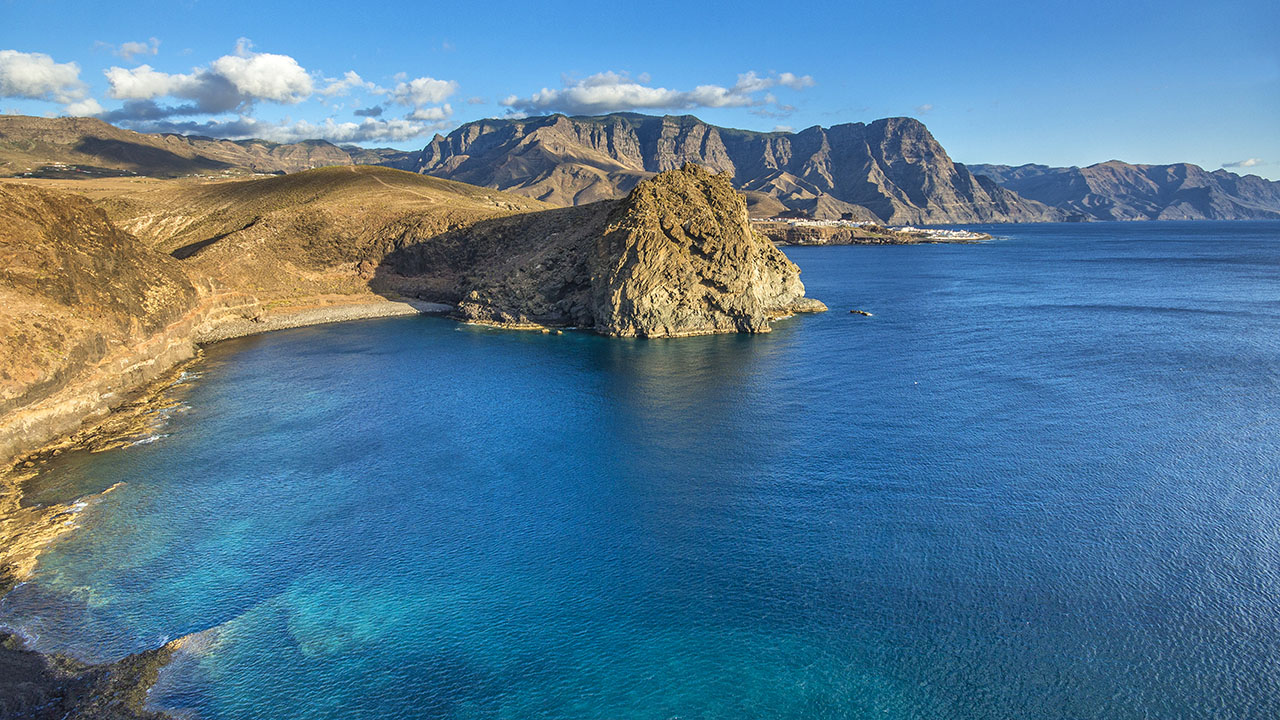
<box><xmin>4</xmin><ymin>221</ymin><xmax>1279</xmax><ymax>719</ymax></box>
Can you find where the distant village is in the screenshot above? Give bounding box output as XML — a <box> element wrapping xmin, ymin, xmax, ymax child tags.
<box><xmin>751</xmin><ymin>213</ymin><xmax>990</xmax><ymax>241</ymax></box>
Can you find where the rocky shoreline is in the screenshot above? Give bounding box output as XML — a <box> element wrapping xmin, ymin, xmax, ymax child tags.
<box><xmin>0</xmin><ymin>298</ymin><xmax>460</xmax><ymax>720</ymax></box>
<box><xmin>194</xmin><ymin>297</ymin><xmax>453</xmax><ymax>343</ymax></box>
<box><xmin>0</xmin><ymin>629</ymin><xmax>182</xmax><ymax>720</ymax></box>
<box><xmin>0</xmin><ymin>293</ymin><xmax>452</xmax><ymax>470</ymax></box>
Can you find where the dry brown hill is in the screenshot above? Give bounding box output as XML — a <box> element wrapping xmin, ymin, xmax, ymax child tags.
<box><xmin>91</xmin><ymin>165</ymin><xmax>550</xmax><ymax>303</ymax></box>
<box><xmin>0</xmin><ymin>115</ymin><xmax>352</xmax><ymax>178</ymax></box>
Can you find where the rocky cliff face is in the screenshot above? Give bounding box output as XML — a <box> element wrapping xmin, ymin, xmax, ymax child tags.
<box><xmin>588</xmin><ymin>164</ymin><xmax>825</xmax><ymax>336</ymax></box>
<box><xmin>408</xmin><ymin>113</ymin><xmax>1058</xmax><ymax>223</ymax></box>
<box><xmin>0</xmin><ymin>116</ymin><xmax>353</xmax><ymax>177</ymax></box>
<box><xmin>967</xmin><ymin>161</ymin><xmax>1280</xmax><ymax>220</ymax></box>
<box><xmin>0</xmin><ymin>183</ymin><xmax>206</xmax><ymax>464</ymax></box>
<box><xmin>377</xmin><ymin>164</ymin><xmax>826</xmax><ymax>336</ymax></box>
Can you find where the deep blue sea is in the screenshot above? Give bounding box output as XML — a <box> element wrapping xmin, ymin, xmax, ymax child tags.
<box><xmin>4</xmin><ymin>222</ymin><xmax>1280</xmax><ymax>719</ymax></box>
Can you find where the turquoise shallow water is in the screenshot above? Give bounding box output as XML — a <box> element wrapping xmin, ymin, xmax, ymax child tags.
<box><xmin>3</xmin><ymin>221</ymin><xmax>1280</xmax><ymax>718</ymax></box>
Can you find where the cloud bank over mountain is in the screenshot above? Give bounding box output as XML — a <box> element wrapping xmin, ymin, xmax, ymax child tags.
<box><xmin>500</xmin><ymin>71</ymin><xmax>813</xmax><ymax>116</ymax></box>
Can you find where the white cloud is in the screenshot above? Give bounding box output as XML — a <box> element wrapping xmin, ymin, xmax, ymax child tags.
<box><xmin>775</xmin><ymin>72</ymin><xmax>815</xmax><ymax>90</ymax></box>
<box><xmin>209</xmin><ymin>49</ymin><xmax>312</xmax><ymax>102</ymax></box>
<box><xmin>501</xmin><ymin>70</ymin><xmax>814</xmax><ymax>115</ymax></box>
<box><xmin>773</xmin><ymin>125</ymin><xmax>794</xmax><ymax>133</ymax></box>
<box><xmin>0</xmin><ymin>49</ymin><xmax>89</xmax><ymax>104</ymax></box>
<box><xmin>63</xmin><ymin>98</ymin><xmax>104</xmax><ymax>116</ymax></box>
<box><xmin>391</xmin><ymin>76</ymin><xmax>458</xmax><ymax>107</ymax></box>
<box><xmin>321</xmin><ymin>70</ymin><xmax>383</xmax><ymax>98</ymax></box>
<box><xmin>105</xmin><ymin>63</ymin><xmax>193</xmax><ymax>100</ymax></box>
<box><xmin>127</xmin><ymin>114</ymin><xmax>447</xmax><ymax>143</ymax></box>
<box><xmin>730</xmin><ymin>71</ymin><xmax>811</xmax><ymax>95</ymax></box>
<box><xmin>117</xmin><ymin>38</ymin><xmax>160</xmax><ymax>61</ymax></box>
<box><xmin>8</xmin><ymin>40</ymin><xmax>461</xmax><ymax>145</ymax></box>
<box><xmin>915</xmin><ymin>103</ymin><xmax>935</xmax><ymax>113</ymax></box>
<box><xmin>407</xmin><ymin>103</ymin><xmax>451</xmax><ymax>121</ymax></box>
<box><xmin>1223</xmin><ymin>158</ymin><xmax>1263</xmax><ymax>168</ymax></box>
<box><xmin>104</xmin><ymin>41</ymin><xmax>316</xmax><ymax>118</ymax></box>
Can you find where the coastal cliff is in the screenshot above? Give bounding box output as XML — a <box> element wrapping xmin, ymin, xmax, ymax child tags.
<box><xmin>0</xmin><ymin>164</ymin><xmax>823</xmax><ymax>468</ymax></box>
<box><xmin>0</xmin><ymin>183</ymin><xmax>202</xmax><ymax>465</ymax></box>
<box><xmin>376</xmin><ymin>164</ymin><xmax>826</xmax><ymax>336</ymax></box>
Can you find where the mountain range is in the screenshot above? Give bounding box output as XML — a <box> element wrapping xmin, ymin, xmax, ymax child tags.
<box><xmin>0</xmin><ymin>115</ymin><xmax>353</xmax><ymax>177</ymax></box>
<box><xmin>967</xmin><ymin>161</ymin><xmax>1280</xmax><ymax>221</ymax></box>
<box><xmin>3</xmin><ymin>113</ymin><xmax>1278</xmax><ymax>223</ymax></box>
<box><xmin>394</xmin><ymin>113</ymin><xmax>1056</xmax><ymax>224</ymax></box>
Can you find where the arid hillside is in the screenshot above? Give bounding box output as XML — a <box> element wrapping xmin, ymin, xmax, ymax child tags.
<box><xmin>0</xmin><ymin>115</ymin><xmax>354</xmax><ymax>178</ymax></box>
<box><xmin>95</xmin><ymin>165</ymin><xmax>550</xmax><ymax>303</ymax></box>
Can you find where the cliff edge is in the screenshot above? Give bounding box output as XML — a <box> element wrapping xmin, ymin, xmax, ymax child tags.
<box><xmin>590</xmin><ymin>163</ymin><xmax>825</xmax><ymax>336</ymax></box>
<box><xmin>377</xmin><ymin>164</ymin><xmax>826</xmax><ymax>337</ymax></box>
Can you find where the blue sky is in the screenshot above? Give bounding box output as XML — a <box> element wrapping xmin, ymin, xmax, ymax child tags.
<box><xmin>2</xmin><ymin>0</ymin><xmax>1277</xmax><ymax>178</ymax></box>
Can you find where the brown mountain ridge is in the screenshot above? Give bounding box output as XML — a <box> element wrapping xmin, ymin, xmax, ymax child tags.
<box><xmin>403</xmin><ymin>113</ymin><xmax>1058</xmax><ymax>223</ymax></box>
<box><xmin>0</xmin><ymin>115</ymin><xmax>353</xmax><ymax>178</ymax></box>
<box><xmin>966</xmin><ymin>161</ymin><xmax>1280</xmax><ymax>221</ymax></box>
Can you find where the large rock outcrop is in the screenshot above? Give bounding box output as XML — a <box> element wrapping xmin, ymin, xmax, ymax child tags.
<box><xmin>967</xmin><ymin>161</ymin><xmax>1280</xmax><ymax>220</ymax></box>
<box><xmin>406</xmin><ymin>113</ymin><xmax>1058</xmax><ymax>223</ymax></box>
<box><xmin>376</xmin><ymin>164</ymin><xmax>826</xmax><ymax>336</ymax></box>
<box><xmin>588</xmin><ymin>164</ymin><xmax>824</xmax><ymax>336</ymax></box>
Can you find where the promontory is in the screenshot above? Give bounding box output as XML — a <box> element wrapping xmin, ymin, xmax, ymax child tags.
<box><xmin>0</xmin><ymin>163</ymin><xmax>823</xmax><ymax>467</ymax></box>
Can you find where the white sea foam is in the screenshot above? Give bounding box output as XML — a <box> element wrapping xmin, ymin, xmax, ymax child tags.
<box><xmin>128</xmin><ymin>433</ymin><xmax>169</xmax><ymax>447</ymax></box>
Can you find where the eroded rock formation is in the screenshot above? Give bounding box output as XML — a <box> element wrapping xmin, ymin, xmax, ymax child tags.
<box><xmin>377</xmin><ymin>164</ymin><xmax>826</xmax><ymax>336</ymax></box>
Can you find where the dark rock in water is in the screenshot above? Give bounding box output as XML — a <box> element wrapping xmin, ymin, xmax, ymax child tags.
<box><xmin>0</xmin><ymin>630</ymin><xmax>177</xmax><ymax>720</ymax></box>
<box><xmin>850</xmin><ymin>310</ymin><xmax>874</xmax><ymax>316</ymax></box>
